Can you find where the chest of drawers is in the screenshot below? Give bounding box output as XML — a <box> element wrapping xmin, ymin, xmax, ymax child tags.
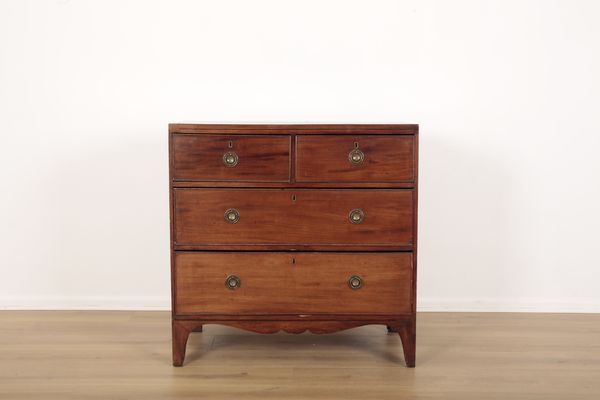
<box><xmin>169</xmin><ymin>124</ymin><xmax>418</xmax><ymax>367</ymax></box>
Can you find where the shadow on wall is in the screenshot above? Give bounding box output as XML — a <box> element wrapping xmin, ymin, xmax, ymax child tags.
<box><xmin>37</xmin><ymin>133</ymin><xmax>170</xmax><ymax>307</ymax></box>
<box><xmin>418</xmin><ymin>132</ymin><xmax>516</xmax><ymax>310</ymax></box>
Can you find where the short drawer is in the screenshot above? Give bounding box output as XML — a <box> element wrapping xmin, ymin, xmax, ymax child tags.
<box><xmin>296</xmin><ymin>135</ymin><xmax>415</xmax><ymax>182</ymax></box>
<box><xmin>173</xmin><ymin>188</ymin><xmax>414</xmax><ymax>248</ymax></box>
<box><xmin>171</xmin><ymin>134</ymin><xmax>291</xmax><ymax>182</ymax></box>
<box><xmin>174</xmin><ymin>252</ymin><xmax>413</xmax><ymax>315</ymax></box>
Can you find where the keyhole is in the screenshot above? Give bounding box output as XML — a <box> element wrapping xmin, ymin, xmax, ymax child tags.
<box><xmin>354</xmin><ymin>141</ymin><xmax>359</xmax><ymax>149</ymax></box>
<box><xmin>228</xmin><ymin>140</ymin><xmax>233</xmax><ymax>149</ymax></box>
<box><xmin>292</xmin><ymin>194</ymin><xmax>297</xmax><ymax>202</ymax></box>
<box><xmin>292</xmin><ymin>257</ymin><xmax>296</xmax><ymax>265</ymax></box>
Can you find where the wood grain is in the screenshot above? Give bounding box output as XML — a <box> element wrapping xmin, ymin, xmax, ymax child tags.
<box><xmin>173</xmin><ymin>188</ymin><xmax>414</xmax><ymax>248</ymax></box>
<box><xmin>168</xmin><ymin>123</ymin><xmax>419</xmax><ymax>367</ymax></box>
<box><xmin>174</xmin><ymin>252</ymin><xmax>413</xmax><ymax>315</ymax></box>
<box><xmin>172</xmin><ymin>134</ymin><xmax>290</xmax><ymax>182</ymax></box>
<box><xmin>171</xmin><ymin>181</ymin><xmax>417</xmax><ymax>188</ymax></box>
<box><xmin>2</xmin><ymin>311</ymin><xmax>599</xmax><ymax>400</ymax></box>
<box><xmin>296</xmin><ymin>135</ymin><xmax>415</xmax><ymax>182</ymax></box>
<box><xmin>169</xmin><ymin>123</ymin><xmax>418</xmax><ymax>135</ymax></box>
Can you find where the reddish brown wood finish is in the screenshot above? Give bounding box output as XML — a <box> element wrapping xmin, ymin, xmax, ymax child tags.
<box><xmin>173</xmin><ymin>188</ymin><xmax>413</xmax><ymax>248</ymax></box>
<box><xmin>174</xmin><ymin>252</ymin><xmax>413</xmax><ymax>315</ymax></box>
<box><xmin>169</xmin><ymin>123</ymin><xmax>418</xmax><ymax>135</ymax></box>
<box><xmin>172</xmin><ymin>134</ymin><xmax>290</xmax><ymax>182</ymax></box>
<box><xmin>296</xmin><ymin>135</ymin><xmax>415</xmax><ymax>182</ymax></box>
<box><xmin>172</xmin><ymin>181</ymin><xmax>416</xmax><ymax>188</ymax></box>
<box><xmin>169</xmin><ymin>123</ymin><xmax>419</xmax><ymax>368</ymax></box>
<box><xmin>397</xmin><ymin>320</ymin><xmax>416</xmax><ymax>367</ymax></box>
<box><xmin>171</xmin><ymin>318</ymin><xmax>410</xmax><ymax>367</ymax></box>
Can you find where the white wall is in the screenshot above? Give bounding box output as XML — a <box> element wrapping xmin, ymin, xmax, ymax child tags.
<box><xmin>1</xmin><ymin>0</ymin><xmax>599</xmax><ymax>312</ymax></box>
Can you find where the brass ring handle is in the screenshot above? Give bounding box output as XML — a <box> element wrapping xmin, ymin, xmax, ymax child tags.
<box><xmin>348</xmin><ymin>209</ymin><xmax>365</xmax><ymax>224</ymax></box>
<box><xmin>348</xmin><ymin>148</ymin><xmax>364</xmax><ymax>165</ymax></box>
<box><xmin>225</xmin><ymin>275</ymin><xmax>241</xmax><ymax>290</ymax></box>
<box><xmin>223</xmin><ymin>151</ymin><xmax>238</xmax><ymax>167</ymax></box>
<box><xmin>348</xmin><ymin>275</ymin><xmax>363</xmax><ymax>290</ymax></box>
<box><xmin>224</xmin><ymin>208</ymin><xmax>240</xmax><ymax>224</ymax></box>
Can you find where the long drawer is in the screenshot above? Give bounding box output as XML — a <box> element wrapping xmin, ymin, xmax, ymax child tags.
<box><xmin>174</xmin><ymin>252</ymin><xmax>413</xmax><ymax>315</ymax></box>
<box><xmin>173</xmin><ymin>188</ymin><xmax>414</xmax><ymax>248</ymax></box>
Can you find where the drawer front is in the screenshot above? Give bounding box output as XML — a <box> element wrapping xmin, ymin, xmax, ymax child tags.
<box><xmin>174</xmin><ymin>188</ymin><xmax>414</xmax><ymax>247</ymax></box>
<box><xmin>175</xmin><ymin>252</ymin><xmax>413</xmax><ymax>315</ymax></box>
<box><xmin>172</xmin><ymin>134</ymin><xmax>291</xmax><ymax>182</ymax></box>
<box><xmin>296</xmin><ymin>135</ymin><xmax>415</xmax><ymax>182</ymax></box>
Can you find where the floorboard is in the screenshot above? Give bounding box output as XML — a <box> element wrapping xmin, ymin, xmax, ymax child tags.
<box><xmin>1</xmin><ymin>311</ymin><xmax>599</xmax><ymax>399</ymax></box>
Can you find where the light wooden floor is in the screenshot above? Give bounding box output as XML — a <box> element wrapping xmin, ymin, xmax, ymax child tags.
<box><xmin>1</xmin><ymin>312</ymin><xmax>599</xmax><ymax>399</ymax></box>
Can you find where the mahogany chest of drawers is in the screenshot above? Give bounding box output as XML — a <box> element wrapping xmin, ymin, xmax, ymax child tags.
<box><xmin>169</xmin><ymin>124</ymin><xmax>418</xmax><ymax>367</ymax></box>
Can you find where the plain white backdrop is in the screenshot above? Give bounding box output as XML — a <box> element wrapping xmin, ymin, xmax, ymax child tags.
<box><xmin>1</xmin><ymin>0</ymin><xmax>599</xmax><ymax>312</ymax></box>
